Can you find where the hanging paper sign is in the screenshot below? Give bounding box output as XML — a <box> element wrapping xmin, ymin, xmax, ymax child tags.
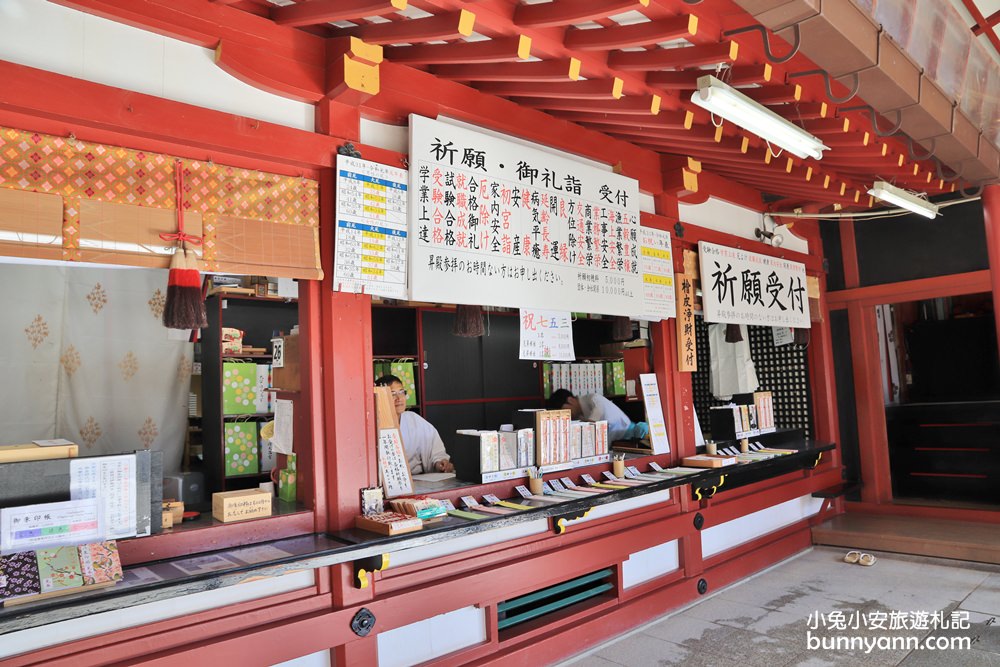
<box><xmin>772</xmin><ymin>326</ymin><xmax>794</xmax><ymax>347</ymax></box>
<box><xmin>639</xmin><ymin>227</ymin><xmax>676</xmax><ymax>321</ymax></box>
<box><xmin>639</xmin><ymin>373</ymin><xmax>670</xmax><ymax>454</ymax></box>
<box><xmin>333</xmin><ymin>155</ymin><xmax>409</xmax><ymax>298</ymax></box>
<box><xmin>518</xmin><ymin>308</ymin><xmax>575</xmax><ymax>361</ymax></box>
<box><xmin>698</xmin><ymin>241</ymin><xmax>810</xmax><ymax>328</ymax></box>
<box><xmin>676</xmin><ymin>274</ymin><xmax>697</xmax><ymax>372</ymax></box>
<box><xmin>409</xmin><ymin>114</ymin><xmax>642</xmax><ymax>317</ymax></box>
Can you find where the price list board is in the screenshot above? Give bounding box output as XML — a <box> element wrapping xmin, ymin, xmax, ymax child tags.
<box><xmin>333</xmin><ymin>155</ymin><xmax>409</xmax><ymax>298</ymax></box>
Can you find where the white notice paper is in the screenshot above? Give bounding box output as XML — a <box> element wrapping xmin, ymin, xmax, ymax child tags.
<box><xmin>639</xmin><ymin>373</ymin><xmax>670</xmax><ymax>454</ymax></box>
<box><xmin>378</xmin><ymin>428</ymin><xmax>413</xmax><ymax>498</ymax></box>
<box><xmin>772</xmin><ymin>326</ymin><xmax>794</xmax><ymax>347</ymax></box>
<box><xmin>334</xmin><ymin>154</ymin><xmax>409</xmax><ymax>298</ymax></box>
<box><xmin>1</xmin><ymin>498</ymin><xmax>103</xmax><ymax>555</ymax></box>
<box><xmin>639</xmin><ymin>227</ymin><xmax>676</xmax><ymax>321</ymax></box>
<box><xmin>70</xmin><ymin>454</ymin><xmax>137</xmax><ymax>540</ymax></box>
<box><xmin>518</xmin><ymin>309</ymin><xmax>575</xmax><ymax>361</ymax></box>
<box><xmin>272</xmin><ymin>399</ymin><xmax>295</xmax><ymax>455</ymax></box>
<box><xmin>32</xmin><ymin>438</ymin><xmax>75</xmax><ymax>447</ymax></box>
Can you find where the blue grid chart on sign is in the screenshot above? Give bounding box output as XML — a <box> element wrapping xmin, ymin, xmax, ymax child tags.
<box><xmin>691</xmin><ymin>318</ymin><xmax>814</xmax><ymax>439</ymax></box>
<box><xmin>334</xmin><ymin>156</ymin><xmax>409</xmax><ymax>298</ymax></box>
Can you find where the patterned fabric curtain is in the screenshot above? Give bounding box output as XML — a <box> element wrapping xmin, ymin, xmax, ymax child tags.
<box><xmin>2</xmin><ymin>262</ymin><xmax>191</xmax><ymax>474</ymax></box>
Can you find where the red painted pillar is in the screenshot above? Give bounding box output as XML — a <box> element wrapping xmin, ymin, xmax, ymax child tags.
<box><xmin>982</xmin><ymin>185</ymin><xmax>1000</xmax><ymax>349</ymax></box>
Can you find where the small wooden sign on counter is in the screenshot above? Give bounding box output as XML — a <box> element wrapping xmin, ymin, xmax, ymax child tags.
<box><xmin>212</xmin><ymin>489</ymin><xmax>272</xmax><ymax>523</ymax></box>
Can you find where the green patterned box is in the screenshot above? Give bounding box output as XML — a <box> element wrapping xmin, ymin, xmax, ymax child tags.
<box><xmin>225</xmin><ymin>422</ymin><xmax>259</xmax><ymax>477</ymax></box>
<box><xmin>222</xmin><ymin>362</ymin><xmax>258</xmax><ymax>415</ymax></box>
<box><xmin>542</xmin><ymin>362</ymin><xmax>552</xmax><ymax>399</ymax></box>
<box><xmin>604</xmin><ymin>360</ymin><xmax>626</xmax><ymax>396</ymax></box>
<box><xmin>390</xmin><ymin>361</ymin><xmax>417</xmax><ymax>407</ymax></box>
<box><xmin>278</xmin><ymin>468</ymin><xmax>297</xmax><ymax>502</ymax></box>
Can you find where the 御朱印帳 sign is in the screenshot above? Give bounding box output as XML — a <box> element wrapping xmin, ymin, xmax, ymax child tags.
<box><xmin>408</xmin><ymin>114</ymin><xmax>643</xmax><ymax>317</ymax></box>
<box><xmin>698</xmin><ymin>241</ymin><xmax>810</xmax><ymax>329</ymax></box>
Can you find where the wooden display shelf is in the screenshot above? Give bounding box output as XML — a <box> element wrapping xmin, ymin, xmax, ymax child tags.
<box><xmin>216</xmin><ymin>294</ymin><xmax>297</xmax><ymax>304</ymax></box>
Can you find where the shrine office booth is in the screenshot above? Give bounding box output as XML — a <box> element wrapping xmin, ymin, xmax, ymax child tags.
<box><xmin>0</xmin><ymin>1</ymin><xmax>997</xmax><ymax>666</ymax></box>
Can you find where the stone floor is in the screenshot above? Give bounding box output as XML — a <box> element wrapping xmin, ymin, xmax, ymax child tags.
<box><xmin>559</xmin><ymin>546</ymin><xmax>1000</xmax><ymax>667</ymax></box>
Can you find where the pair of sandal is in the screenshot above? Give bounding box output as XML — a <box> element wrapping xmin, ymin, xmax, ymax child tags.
<box><xmin>844</xmin><ymin>551</ymin><xmax>877</xmax><ymax>566</ymax></box>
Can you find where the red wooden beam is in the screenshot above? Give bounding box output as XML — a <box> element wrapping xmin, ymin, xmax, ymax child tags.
<box><xmin>646</xmin><ymin>63</ymin><xmax>772</xmax><ymax>90</ymax></box>
<box><xmin>972</xmin><ymin>9</ymin><xmax>1000</xmax><ymax>35</ymax></box>
<box><xmin>960</xmin><ymin>0</ymin><xmax>1000</xmax><ymax>59</ymax></box>
<box><xmin>383</xmin><ymin>35</ymin><xmax>529</xmax><ymax>64</ymax></box>
<box><xmin>475</xmin><ymin>78</ymin><xmax>626</xmax><ymax>100</ymax></box>
<box><xmin>513</xmin><ymin>96</ymin><xmax>669</xmax><ymax>115</ymax></box>
<box><xmin>430</xmin><ymin>59</ymin><xmax>581</xmax><ymax>82</ymax></box>
<box><xmin>332</xmin><ymin>9</ymin><xmax>475</xmax><ymax>45</ymax></box>
<box><xmin>513</xmin><ymin>0</ymin><xmax>650</xmax><ymax>29</ymax></box>
<box><xmin>271</xmin><ymin>0</ymin><xmax>407</xmax><ymax>27</ymax></box>
<box><xmin>214</xmin><ymin>39</ymin><xmax>325</xmax><ymax>102</ymax></box>
<box><xmin>563</xmin><ymin>14</ymin><xmax>697</xmax><ymax>51</ymax></box>
<box><xmin>608</xmin><ymin>41</ymin><xmax>738</xmax><ymax>71</ymax></box>
<box><xmin>551</xmin><ymin>109</ymin><xmax>693</xmax><ymax>129</ymax></box>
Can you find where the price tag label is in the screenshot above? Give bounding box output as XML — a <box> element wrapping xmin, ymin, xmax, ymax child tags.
<box><xmin>549</xmin><ymin>479</ymin><xmax>566</xmax><ymax>492</ymax></box>
<box><xmin>483</xmin><ymin>494</ymin><xmax>501</xmax><ymax>505</ymax></box>
<box><xmin>560</xmin><ymin>477</ymin><xmax>575</xmax><ymax>488</ymax></box>
<box><xmin>602</xmin><ymin>471</ymin><xmax>619</xmax><ymax>481</ymax></box>
<box><xmin>541</xmin><ymin>481</ymin><xmax>555</xmax><ymax>494</ymax></box>
<box><xmin>440</xmin><ymin>498</ymin><xmax>456</xmax><ymax>510</ymax></box>
<box><xmin>460</xmin><ymin>496</ymin><xmax>480</xmax><ymax>509</ymax></box>
<box><xmin>514</xmin><ymin>485</ymin><xmax>533</xmax><ymax>499</ymax></box>
<box><xmin>649</xmin><ymin>462</ymin><xmax>665</xmax><ymax>471</ymax></box>
<box><xmin>626</xmin><ymin>466</ymin><xmax>642</xmax><ymax>478</ymax></box>
<box><xmin>581</xmin><ymin>474</ymin><xmax>597</xmax><ymax>485</ymax></box>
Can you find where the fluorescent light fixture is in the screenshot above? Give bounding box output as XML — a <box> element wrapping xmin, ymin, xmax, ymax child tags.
<box><xmin>690</xmin><ymin>75</ymin><xmax>829</xmax><ymax>160</ymax></box>
<box><xmin>867</xmin><ymin>181</ymin><xmax>939</xmax><ymax>219</ymax></box>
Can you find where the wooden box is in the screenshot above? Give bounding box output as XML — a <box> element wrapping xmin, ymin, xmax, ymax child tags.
<box><xmin>272</xmin><ymin>334</ymin><xmax>301</xmax><ymax>392</ymax></box>
<box><xmin>212</xmin><ymin>488</ymin><xmax>272</xmax><ymax>523</ymax></box>
<box><xmin>355</xmin><ymin>512</ymin><xmax>423</xmax><ymax>536</ymax></box>
<box><xmin>0</xmin><ymin>442</ymin><xmax>79</xmax><ymax>463</ymax></box>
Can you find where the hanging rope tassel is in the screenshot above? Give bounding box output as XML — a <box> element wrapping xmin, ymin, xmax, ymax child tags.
<box><xmin>162</xmin><ymin>161</ymin><xmax>207</xmax><ymax>330</ymax></box>
<box><xmin>453</xmin><ymin>304</ymin><xmax>485</xmax><ymax>337</ymax></box>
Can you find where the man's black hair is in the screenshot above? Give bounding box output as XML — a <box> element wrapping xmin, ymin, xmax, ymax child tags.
<box><xmin>546</xmin><ymin>388</ymin><xmax>575</xmax><ymax>411</ymax></box>
<box><xmin>375</xmin><ymin>374</ymin><xmax>402</xmax><ymax>387</ymax></box>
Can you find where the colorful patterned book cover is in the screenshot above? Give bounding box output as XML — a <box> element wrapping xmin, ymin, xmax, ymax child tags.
<box><xmin>78</xmin><ymin>541</ymin><xmax>123</xmax><ymax>585</ymax></box>
<box><xmin>225</xmin><ymin>422</ymin><xmax>260</xmax><ymax>477</ymax></box>
<box><xmin>0</xmin><ymin>551</ymin><xmax>40</xmax><ymax>601</ymax></box>
<box><xmin>36</xmin><ymin>546</ymin><xmax>84</xmax><ymax>593</ymax></box>
<box><xmin>390</xmin><ymin>361</ymin><xmax>417</xmax><ymax>407</ymax></box>
<box><xmin>542</xmin><ymin>362</ymin><xmax>552</xmax><ymax>399</ymax></box>
<box><xmin>222</xmin><ymin>362</ymin><xmax>258</xmax><ymax>415</ymax></box>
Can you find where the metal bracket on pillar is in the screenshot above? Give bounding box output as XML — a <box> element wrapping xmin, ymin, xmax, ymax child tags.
<box><xmin>338</xmin><ymin>142</ymin><xmax>362</xmax><ymax>158</ymax></box>
<box><xmin>351</xmin><ymin>608</ymin><xmax>377</xmax><ymax>637</ymax></box>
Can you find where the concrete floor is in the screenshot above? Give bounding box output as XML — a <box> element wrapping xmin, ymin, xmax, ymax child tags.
<box><xmin>559</xmin><ymin>547</ymin><xmax>1000</xmax><ymax>667</ymax></box>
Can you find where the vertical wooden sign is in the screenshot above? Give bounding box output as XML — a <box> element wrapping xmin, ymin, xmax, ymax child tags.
<box><xmin>676</xmin><ymin>274</ymin><xmax>697</xmax><ymax>372</ymax></box>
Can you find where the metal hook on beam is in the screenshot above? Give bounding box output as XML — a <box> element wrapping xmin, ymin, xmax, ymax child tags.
<box><xmin>841</xmin><ymin>105</ymin><xmax>903</xmax><ymax>137</ymax></box>
<box><xmin>786</xmin><ymin>69</ymin><xmax>860</xmax><ymax>104</ymax></box>
<box><xmin>935</xmin><ymin>159</ymin><xmax>965</xmax><ymax>183</ymax></box>
<box><xmin>680</xmin><ymin>0</ymin><xmax>704</xmax><ymax>4</ymax></box>
<box><xmin>907</xmin><ymin>136</ymin><xmax>936</xmax><ymax>161</ymax></box>
<box><xmin>723</xmin><ymin>24</ymin><xmax>801</xmax><ymax>65</ymax></box>
<box><xmin>961</xmin><ymin>183</ymin><xmax>985</xmax><ymax>197</ymax></box>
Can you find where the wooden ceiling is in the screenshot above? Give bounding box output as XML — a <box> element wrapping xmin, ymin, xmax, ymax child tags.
<box><xmin>212</xmin><ymin>0</ymin><xmax>965</xmax><ymax>210</ymax></box>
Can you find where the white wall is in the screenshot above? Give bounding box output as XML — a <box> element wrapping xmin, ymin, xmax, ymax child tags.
<box><xmin>377</xmin><ymin>606</ymin><xmax>487</xmax><ymax>667</ymax></box>
<box><xmin>388</xmin><ymin>519</ymin><xmax>548</xmax><ymax>567</ymax></box>
<box><xmin>621</xmin><ymin>539</ymin><xmax>679</xmax><ymax>589</ymax></box>
<box><xmin>701</xmin><ymin>495</ymin><xmax>822</xmax><ymax>558</ymax></box>
<box><xmin>679</xmin><ymin>198</ymin><xmax>810</xmax><ymax>254</ymax></box>
<box><xmin>273</xmin><ymin>650</ymin><xmax>332</xmax><ymax>667</ymax></box>
<box><xmin>562</xmin><ymin>488</ymin><xmax>672</xmax><ymax>528</ymax></box>
<box><xmin>0</xmin><ymin>0</ymin><xmax>314</xmax><ymax>131</ymax></box>
<box><xmin>0</xmin><ymin>570</ymin><xmax>315</xmax><ymax>660</ymax></box>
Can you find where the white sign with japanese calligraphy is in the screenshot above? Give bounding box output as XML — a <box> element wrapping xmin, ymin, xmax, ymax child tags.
<box><xmin>378</xmin><ymin>428</ymin><xmax>413</xmax><ymax>499</ymax></box>
<box><xmin>639</xmin><ymin>373</ymin><xmax>670</xmax><ymax>455</ymax></box>
<box><xmin>334</xmin><ymin>155</ymin><xmax>409</xmax><ymax>298</ymax></box>
<box><xmin>70</xmin><ymin>454</ymin><xmax>137</xmax><ymax>540</ymax></box>
<box><xmin>518</xmin><ymin>309</ymin><xmax>575</xmax><ymax>361</ymax></box>
<box><xmin>409</xmin><ymin>115</ymin><xmax>642</xmax><ymax>317</ymax></box>
<box><xmin>639</xmin><ymin>227</ymin><xmax>676</xmax><ymax>321</ymax></box>
<box><xmin>698</xmin><ymin>242</ymin><xmax>811</xmax><ymax>329</ymax></box>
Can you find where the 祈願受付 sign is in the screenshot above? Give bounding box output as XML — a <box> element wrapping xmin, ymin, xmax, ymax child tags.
<box><xmin>409</xmin><ymin>115</ymin><xmax>642</xmax><ymax>317</ymax></box>
<box><xmin>698</xmin><ymin>241</ymin><xmax>810</xmax><ymax>329</ymax></box>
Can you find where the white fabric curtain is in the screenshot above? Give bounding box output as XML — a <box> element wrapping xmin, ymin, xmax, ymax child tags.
<box><xmin>0</xmin><ymin>262</ymin><xmax>191</xmax><ymax>473</ymax></box>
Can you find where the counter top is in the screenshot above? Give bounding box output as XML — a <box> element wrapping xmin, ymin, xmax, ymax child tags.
<box><xmin>0</xmin><ymin>439</ymin><xmax>834</xmax><ymax>635</ymax></box>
